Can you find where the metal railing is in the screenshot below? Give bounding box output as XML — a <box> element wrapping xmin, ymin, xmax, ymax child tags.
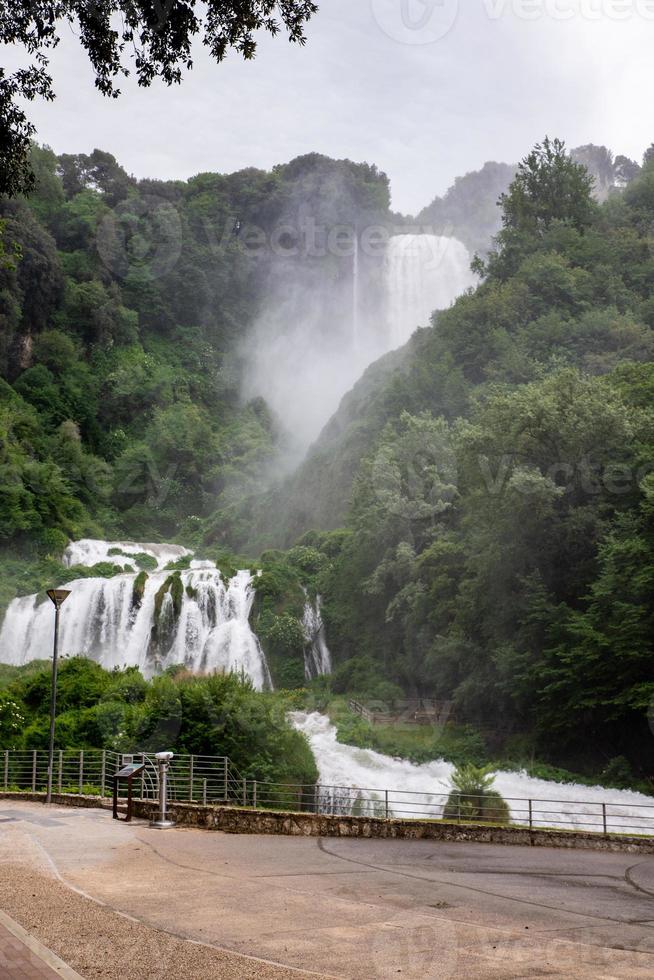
<box><xmin>2</xmin><ymin>748</ymin><xmax>653</xmax><ymax>838</ymax></box>
<box><xmin>348</xmin><ymin>698</ymin><xmax>455</xmax><ymax>726</ymax></box>
<box><xmin>0</xmin><ymin>748</ymin><xmax>239</xmax><ymax>806</ymax></box>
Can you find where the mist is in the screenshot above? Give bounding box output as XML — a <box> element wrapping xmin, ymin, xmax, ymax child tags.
<box><xmin>241</xmin><ymin>215</ymin><xmax>476</xmax><ymax>463</ymax></box>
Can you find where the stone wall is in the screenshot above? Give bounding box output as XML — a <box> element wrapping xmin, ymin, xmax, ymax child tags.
<box><xmin>2</xmin><ymin>792</ymin><xmax>654</xmax><ymax>854</ymax></box>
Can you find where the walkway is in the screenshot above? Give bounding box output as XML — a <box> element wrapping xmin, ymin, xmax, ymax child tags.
<box><xmin>1</xmin><ymin>800</ymin><xmax>654</xmax><ymax>978</ymax></box>
<box><xmin>0</xmin><ymin>910</ymin><xmax>83</xmax><ymax>979</ymax></box>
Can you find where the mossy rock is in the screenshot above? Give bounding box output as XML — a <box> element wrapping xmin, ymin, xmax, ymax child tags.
<box><xmin>133</xmin><ymin>552</ymin><xmax>159</xmax><ymax>572</ymax></box>
<box><xmin>108</xmin><ymin>548</ymin><xmax>158</xmax><ymax>572</ymax></box>
<box><xmin>153</xmin><ymin>572</ymin><xmax>184</xmax><ymax>621</ymax></box>
<box><xmin>132</xmin><ymin>571</ymin><xmax>149</xmax><ymax>609</ymax></box>
<box><xmin>165</xmin><ymin>555</ymin><xmax>193</xmax><ymax>571</ymax></box>
<box><xmin>149</xmin><ymin>572</ymin><xmax>185</xmax><ymax>657</ymax></box>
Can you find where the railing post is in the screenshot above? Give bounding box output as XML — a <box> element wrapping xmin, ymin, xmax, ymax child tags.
<box><xmin>32</xmin><ymin>750</ymin><xmax>37</xmax><ymax>792</ymax></box>
<box><xmin>223</xmin><ymin>759</ymin><xmax>228</xmax><ymax>801</ymax></box>
<box><xmin>253</xmin><ymin>780</ymin><xmax>257</xmax><ymax>810</ymax></box>
<box><xmin>385</xmin><ymin>789</ymin><xmax>389</xmax><ymax>820</ymax></box>
<box><xmin>203</xmin><ymin>779</ymin><xmax>207</xmax><ymax>806</ymax></box>
<box><xmin>101</xmin><ymin>750</ymin><xmax>106</xmax><ymax>797</ymax></box>
<box><xmin>189</xmin><ymin>755</ymin><xmax>194</xmax><ymax>802</ymax></box>
<box><xmin>602</xmin><ymin>803</ymin><xmax>608</xmax><ymax>836</ymax></box>
<box><xmin>242</xmin><ymin>777</ymin><xmax>247</xmax><ymax>807</ymax></box>
<box><xmin>79</xmin><ymin>750</ymin><xmax>84</xmax><ymax>794</ymax></box>
<box><xmin>58</xmin><ymin>750</ymin><xmax>63</xmax><ymax>793</ymax></box>
<box><xmin>529</xmin><ymin>799</ymin><xmax>533</xmax><ymax>831</ymax></box>
<box><xmin>3</xmin><ymin>750</ymin><xmax>7</xmax><ymax>789</ymax></box>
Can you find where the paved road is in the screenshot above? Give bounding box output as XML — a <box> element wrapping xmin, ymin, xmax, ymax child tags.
<box><xmin>1</xmin><ymin>800</ymin><xmax>654</xmax><ymax>978</ymax></box>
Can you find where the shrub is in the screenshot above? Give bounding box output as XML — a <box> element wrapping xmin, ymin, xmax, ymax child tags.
<box><xmin>443</xmin><ymin>764</ymin><xmax>510</xmax><ymax>824</ymax></box>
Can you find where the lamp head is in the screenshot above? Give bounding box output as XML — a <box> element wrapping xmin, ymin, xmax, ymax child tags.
<box><xmin>46</xmin><ymin>589</ymin><xmax>71</xmax><ymax>609</ymax></box>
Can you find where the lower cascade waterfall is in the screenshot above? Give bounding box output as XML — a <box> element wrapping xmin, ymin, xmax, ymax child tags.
<box><xmin>0</xmin><ymin>539</ymin><xmax>271</xmax><ymax>690</ymax></box>
<box><xmin>291</xmin><ymin>712</ymin><xmax>654</xmax><ymax>835</ymax></box>
<box><xmin>302</xmin><ymin>592</ymin><xmax>332</xmax><ymax>680</ymax></box>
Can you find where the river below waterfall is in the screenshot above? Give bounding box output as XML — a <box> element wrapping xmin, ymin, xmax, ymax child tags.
<box><xmin>291</xmin><ymin>711</ymin><xmax>654</xmax><ymax>836</ymax></box>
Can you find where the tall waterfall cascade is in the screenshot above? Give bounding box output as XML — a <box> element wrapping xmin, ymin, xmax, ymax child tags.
<box><xmin>384</xmin><ymin>233</ymin><xmax>475</xmax><ymax>348</ymax></box>
<box><xmin>302</xmin><ymin>593</ymin><xmax>332</xmax><ymax>680</ymax></box>
<box><xmin>244</xmin><ymin>232</ymin><xmax>474</xmax><ymax>453</ymax></box>
<box><xmin>0</xmin><ymin>539</ymin><xmax>271</xmax><ymax>690</ymax></box>
<box><xmin>291</xmin><ymin>712</ymin><xmax>654</xmax><ymax>835</ymax></box>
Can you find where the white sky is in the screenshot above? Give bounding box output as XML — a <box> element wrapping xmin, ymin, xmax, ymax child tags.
<box><xmin>4</xmin><ymin>0</ymin><xmax>654</xmax><ymax>213</ymax></box>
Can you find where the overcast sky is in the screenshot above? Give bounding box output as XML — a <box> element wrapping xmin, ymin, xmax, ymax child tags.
<box><xmin>5</xmin><ymin>0</ymin><xmax>654</xmax><ymax>214</ymax></box>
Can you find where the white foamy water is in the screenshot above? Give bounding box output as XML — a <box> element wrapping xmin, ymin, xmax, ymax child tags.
<box><xmin>302</xmin><ymin>594</ymin><xmax>332</xmax><ymax>680</ymax></box>
<box><xmin>384</xmin><ymin>234</ymin><xmax>476</xmax><ymax>348</ymax></box>
<box><xmin>63</xmin><ymin>538</ymin><xmax>192</xmax><ymax>571</ymax></box>
<box><xmin>291</xmin><ymin>712</ymin><xmax>654</xmax><ymax>836</ymax></box>
<box><xmin>0</xmin><ymin>542</ymin><xmax>271</xmax><ymax>690</ymax></box>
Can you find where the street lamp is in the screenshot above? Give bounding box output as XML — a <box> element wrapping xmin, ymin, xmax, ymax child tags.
<box><xmin>45</xmin><ymin>588</ymin><xmax>71</xmax><ymax>804</ymax></box>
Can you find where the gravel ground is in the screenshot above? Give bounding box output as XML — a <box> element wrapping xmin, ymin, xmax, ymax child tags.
<box><xmin>0</xmin><ymin>863</ymin><xmax>325</xmax><ymax>980</ymax></box>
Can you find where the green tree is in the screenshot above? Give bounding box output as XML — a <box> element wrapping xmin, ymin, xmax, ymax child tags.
<box><xmin>500</xmin><ymin>137</ymin><xmax>596</xmax><ymax>236</ymax></box>
<box><xmin>1</xmin><ymin>1</ymin><xmax>318</xmax><ymax>195</ymax></box>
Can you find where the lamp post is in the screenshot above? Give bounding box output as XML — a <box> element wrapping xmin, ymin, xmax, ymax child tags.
<box><xmin>45</xmin><ymin>588</ymin><xmax>71</xmax><ymax>804</ymax></box>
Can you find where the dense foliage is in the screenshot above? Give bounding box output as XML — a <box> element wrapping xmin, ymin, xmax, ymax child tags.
<box><xmin>0</xmin><ymin>657</ymin><xmax>317</xmax><ymax>785</ymax></box>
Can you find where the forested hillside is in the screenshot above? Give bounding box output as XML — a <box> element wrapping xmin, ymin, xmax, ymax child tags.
<box><xmin>2</xmin><ymin>138</ymin><xmax>653</xmax><ymax>781</ymax></box>
<box><xmin>277</xmin><ymin>140</ymin><xmax>654</xmax><ymax>777</ymax></box>
<box><xmin>0</xmin><ymin>147</ymin><xmax>390</xmax><ymax>600</ymax></box>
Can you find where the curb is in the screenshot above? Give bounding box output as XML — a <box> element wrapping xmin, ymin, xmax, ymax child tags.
<box><xmin>0</xmin><ymin>909</ymin><xmax>85</xmax><ymax>979</ymax></box>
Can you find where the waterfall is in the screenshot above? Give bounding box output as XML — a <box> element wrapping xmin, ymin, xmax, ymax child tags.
<box><xmin>291</xmin><ymin>712</ymin><xmax>654</xmax><ymax>835</ymax></box>
<box><xmin>63</xmin><ymin>539</ymin><xmax>192</xmax><ymax>570</ymax></box>
<box><xmin>352</xmin><ymin>231</ymin><xmax>360</xmax><ymax>351</ymax></box>
<box><xmin>384</xmin><ymin>234</ymin><xmax>475</xmax><ymax>348</ymax></box>
<box><xmin>0</xmin><ymin>540</ymin><xmax>271</xmax><ymax>691</ymax></box>
<box><xmin>302</xmin><ymin>593</ymin><xmax>332</xmax><ymax>680</ymax></box>
<box><xmin>244</xmin><ymin>232</ymin><xmax>474</xmax><ymax>454</ymax></box>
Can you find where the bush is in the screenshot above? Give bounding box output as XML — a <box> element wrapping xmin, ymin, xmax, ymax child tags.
<box><xmin>442</xmin><ymin>764</ymin><xmax>510</xmax><ymax>824</ymax></box>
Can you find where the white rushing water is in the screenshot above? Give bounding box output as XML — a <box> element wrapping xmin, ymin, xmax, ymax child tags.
<box><xmin>63</xmin><ymin>538</ymin><xmax>192</xmax><ymax>570</ymax></box>
<box><xmin>0</xmin><ymin>540</ymin><xmax>271</xmax><ymax>690</ymax></box>
<box><xmin>291</xmin><ymin>712</ymin><xmax>654</xmax><ymax>835</ymax></box>
<box><xmin>302</xmin><ymin>594</ymin><xmax>332</xmax><ymax>680</ymax></box>
<box><xmin>384</xmin><ymin>234</ymin><xmax>476</xmax><ymax>348</ymax></box>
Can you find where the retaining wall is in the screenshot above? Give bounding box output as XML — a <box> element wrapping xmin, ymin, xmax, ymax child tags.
<box><xmin>2</xmin><ymin>791</ymin><xmax>654</xmax><ymax>854</ymax></box>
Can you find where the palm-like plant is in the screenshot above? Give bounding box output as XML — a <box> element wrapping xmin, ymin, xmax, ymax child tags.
<box><xmin>443</xmin><ymin>764</ymin><xmax>510</xmax><ymax>824</ymax></box>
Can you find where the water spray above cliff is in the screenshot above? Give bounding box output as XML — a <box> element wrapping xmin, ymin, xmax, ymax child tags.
<box><xmin>243</xmin><ymin>230</ymin><xmax>475</xmax><ymax>457</ymax></box>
